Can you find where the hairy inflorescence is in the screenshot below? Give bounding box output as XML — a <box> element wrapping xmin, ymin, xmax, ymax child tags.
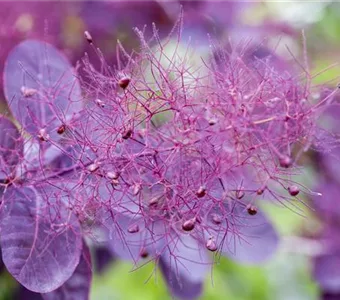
<box><xmin>0</xmin><ymin>18</ymin><xmax>338</xmax><ymax>300</ymax></box>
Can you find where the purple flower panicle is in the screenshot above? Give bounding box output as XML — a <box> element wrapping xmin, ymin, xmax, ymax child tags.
<box><xmin>0</xmin><ymin>16</ymin><xmax>337</xmax><ymax>299</ymax></box>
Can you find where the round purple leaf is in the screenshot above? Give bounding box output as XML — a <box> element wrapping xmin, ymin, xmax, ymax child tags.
<box><xmin>206</xmin><ymin>203</ymin><xmax>279</xmax><ymax>264</ymax></box>
<box><xmin>159</xmin><ymin>234</ymin><xmax>210</xmax><ymax>300</ymax></box>
<box><xmin>41</xmin><ymin>242</ymin><xmax>92</xmax><ymax>300</ymax></box>
<box><xmin>0</xmin><ymin>186</ymin><xmax>82</xmax><ymax>293</ymax></box>
<box><xmin>223</xmin><ymin>208</ymin><xmax>278</xmax><ymax>264</ymax></box>
<box><xmin>3</xmin><ymin>40</ymin><xmax>82</xmax><ymax>141</ymax></box>
<box><xmin>314</xmin><ymin>253</ymin><xmax>340</xmax><ymax>293</ymax></box>
<box><xmin>0</xmin><ymin>116</ymin><xmax>23</xmax><ymax>180</ymax></box>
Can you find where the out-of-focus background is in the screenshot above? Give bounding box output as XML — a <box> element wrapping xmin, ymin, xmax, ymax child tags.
<box><xmin>1</xmin><ymin>1</ymin><xmax>340</xmax><ymax>299</ymax></box>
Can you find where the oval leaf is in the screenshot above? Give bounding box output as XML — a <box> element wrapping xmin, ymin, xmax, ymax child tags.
<box><xmin>0</xmin><ymin>186</ymin><xmax>82</xmax><ymax>293</ymax></box>
<box><xmin>3</xmin><ymin>40</ymin><xmax>82</xmax><ymax>141</ymax></box>
<box><xmin>41</xmin><ymin>242</ymin><xmax>92</xmax><ymax>300</ymax></box>
<box><xmin>222</xmin><ymin>208</ymin><xmax>278</xmax><ymax>264</ymax></box>
<box><xmin>159</xmin><ymin>234</ymin><xmax>209</xmax><ymax>300</ymax></box>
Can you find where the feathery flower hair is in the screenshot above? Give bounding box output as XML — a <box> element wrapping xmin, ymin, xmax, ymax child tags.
<box><xmin>0</xmin><ymin>15</ymin><xmax>337</xmax><ymax>299</ymax></box>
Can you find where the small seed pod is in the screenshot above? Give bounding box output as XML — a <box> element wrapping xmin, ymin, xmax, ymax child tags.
<box><xmin>57</xmin><ymin>124</ymin><xmax>66</xmax><ymax>134</ymax></box>
<box><xmin>149</xmin><ymin>197</ymin><xmax>159</xmax><ymax>207</ymax></box>
<box><xmin>182</xmin><ymin>218</ymin><xmax>196</xmax><ymax>231</ymax></box>
<box><xmin>111</xmin><ymin>179</ymin><xmax>119</xmax><ymax>186</ymax></box>
<box><xmin>279</xmin><ymin>155</ymin><xmax>292</xmax><ymax>168</ymax></box>
<box><xmin>107</xmin><ymin>171</ymin><xmax>120</xmax><ymax>180</ymax></box>
<box><xmin>118</xmin><ymin>76</ymin><xmax>130</xmax><ymax>89</ymax></box>
<box><xmin>21</xmin><ymin>86</ymin><xmax>37</xmax><ymax>97</ymax></box>
<box><xmin>87</xmin><ymin>163</ymin><xmax>99</xmax><ymax>172</ymax></box>
<box><xmin>247</xmin><ymin>204</ymin><xmax>258</xmax><ymax>216</ymax></box>
<box><xmin>95</xmin><ymin>98</ymin><xmax>105</xmax><ymax>108</ymax></box>
<box><xmin>208</xmin><ymin>118</ymin><xmax>217</xmax><ymax>126</ymax></box>
<box><xmin>288</xmin><ymin>185</ymin><xmax>300</xmax><ymax>196</ymax></box>
<box><xmin>127</xmin><ymin>224</ymin><xmax>139</xmax><ymax>234</ymax></box>
<box><xmin>132</xmin><ymin>184</ymin><xmax>141</xmax><ymax>196</ymax></box>
<box><xmin>212</xmin><ymin>214</ymin><xmax>222</xmax><ymax>225</ymax></box>
<box><xmin>140</xmin><ymin>248</ymin><xmax>149</xmax><ymax>258</ymax></box>
<box><xmin>196</xmin><ymin>186</ymin><xmax>206</xmax><ymax>198</ymax></box>
<box><xmin>38</xmin><ymin>128</ymin><xmax>49</xmax><ymax>142</ymax></box>
<box><xmin>256</xmin><ymin>188</ymin><xmax>264</xmax><ymax>195</ymax></box>
<box><xmin>84</xmin><ymin>31</ymin><xmax>93</xmax><ymax>44</ymax></box>
<box><xmin>236</xmin><ymin>189</ymin><xmax>245</xmax><ymax>199</ymax></box>
<box><xmin>122</xmin><ymin>129</ymin><xmax>133</xmax><ymax>140</ymax></box>
<box><xmin>206</xmin><ymin>238</ymin><xmax>218</xmax><ymax>252</ymax></box>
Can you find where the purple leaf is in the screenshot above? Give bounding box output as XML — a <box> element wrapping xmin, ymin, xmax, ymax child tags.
<box><xmin>159</xmin><ymin>234</ymin><xmax>209</xmax><ymax>300</ymax></box>
<box><xmin>223</xmin><ymin>208</ymin><xmax>278</xmax><ymax>264</ymax></box>
<box><xmin>3</xmin><ymin>40</ymin><xmax>82</xmax><ymax>141</ymax></box>
<box><xmin>206</xmin><ymin>203</ymin><xmax>278</xmax><ymax>264</ymax></box>
<box><xmin>0</xmin><ymin>186</ymin><xmax>82</xmax><ymax>293</ymax></box>
<box><xmin>314</xmin><ymin>253</ymin><xmax>340</xmax><ymax>293</ymax></box>
<box><xmin>0</xmin><ymin>116</ymin><xmax>23</xmax><ymax>180</ymax></box>
<box><xmin>41</xmin><ymin>242</ymin><xmax>92</xmax><ymax>300</ymax></box>
<box><xmin>14</xmin><ymin>286</ymin><xmax>44</xmax><ymax>300</ymax></box>
<box><xmin>107</xmin><ymin>214</ymin><xmax>150</xmax><ymax>262</ymax></box>
<box><xmin>94</xmin><ymin>246</ymin><xmax>115</xmax><ymax>274</ymax></box>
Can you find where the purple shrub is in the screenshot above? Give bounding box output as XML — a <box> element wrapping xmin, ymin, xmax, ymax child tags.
<box><xmin>0</xmin><ymin>14</ymin><xmax>337</xmax><ymax>300</ymax></box>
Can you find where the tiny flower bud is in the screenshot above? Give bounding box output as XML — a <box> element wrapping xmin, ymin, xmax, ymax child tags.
<box><xmin>57</xmin><ymin>124</ymin><xmax>66</xmax><ymax>134</ymax></box>
<box><xmin>279</xmin><ymin>155</ymin><xmax>292</xmax><ymax>168</ymax></box>
<box><xmin>21</xmin><ymin>86</ymin><xmax>37</xmax><ymax>97</ymax></box>
<box><xmin>118</xmin><ymin>76</ymin><xmax>130</xmax><ymax>89</ymax></box>
<box><xmin>140</xmin><ymin>248</ymin><xmax>148</xmax><ymax>258</ymax></box>
<box><xmin>208</xmin><ymin>118</ymin><xmax>217</xmax><ymax>126</ymax></box>
<box><xmin>84</xmin><ymin>31</ymin><xmax>93</xmax><ymax>44</ymax></box>
<box><xmin>206</xmin><ymin>238</ymin><xmax>218</xmax><ymax>252</ymax></box>
<box><xmin>247</xmin><ymin>204</ymin><xmax>258</xmax><ymax>216</ymax></box>
<box><xmin>38</xmin><ymin>128</ymin><xmax>49</xmax><ymax>141</ymax></box>
<box><xmin>196</xmin><ymin>186</ymin><xmax>206</xmax><ymax>198</ymax></box>
<box><xmin>95</xmin><ymin>98</ymin><xmax>105</xmax><ymax>108</ymax></box>
<box><xmin>212</xmin><ymin>214</ymin><xmax>222</xmax><ymax>225</ymax></box>
<box><xmin>288</xmin><ymin>185</ymin><xmax>300</xmax><ymax>196</ymax></box>
<box><xmin>127</xmin><ymin>224</ymin><xmax>139</xmax><ymax>233</ymax></box>
<box><xmin>132</xmin><ymin>184</ymin><xmax>141</xmax><ymax>196</ymax></box>
<box><xmin>256</xmin><ymin>188</ymin><xmax>264</xmax><ymax>195</ymax></box>
<box><xmin>182</xmin><ymin>218</ymin><xmax>196</xmax><ymax>231</ymax></box>
<box><xmin>87</xmin><ymin>163</ymin><xmax>99</xmax><ymax>172</ymax></box>
<box><xmin>111</xmin><ymin>179</ymin><xmax>119</xmax><ymax>186</ymax></box>
<box><xmin>106</xmin><ymin>171</ymin><xmax>120</xmax><ymax>180</ymax></box>
<box><xmin>122</xmin><ymin>129</ymin><xmax>133</xmax><ymax>140</ymax></box>
<box><xmin>149</xmin><ymin>197</ymin><xmax>159</xmax><ymax>207</ymax></box>
<box><xmin>236</xmin><ymin>189</ymin><xmax>245</xmax><ymax>199</ymax></box>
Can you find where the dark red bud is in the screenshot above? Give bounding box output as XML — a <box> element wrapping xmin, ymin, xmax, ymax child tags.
<box><xmin>247</xmin><ymin>205</ymin><xmax>258</xmax><ymax>216</ymax></box>
<box><xmin>256</xmin><ymin>188</ymin><xmax>264</xmax><ymax>195</ymax></box>
<box><xmin>140</xmin><ymin>248</ymin><xmax>148</xmax><ymax>258</ymax></box>
<box><xmin>118</xmin><ymin>77</ymin><xmax>130</xmax><ymax>89</ymax></box>
<box><xmin>196</xmin><ymin>186</ymin><xmax>206</xmax><ymax>198</ymax></box>
<box><xmin>57</xmin><ymin>124</ymin><xmax>66</xmax><ymax>134</ymax></box>
<box><xmin>122</xmin><ymin>129</ymin><xmax>133</xmax><ymax>140</ymax></box>
<box><xmin>182</xmin><ymin>218</ymin><xmax>196</xmax><ymax>231</ymax></box>
<box><xmin>127</xmin><ymin>224</ymin><xmax>139</xmax><ymax>233</ymax></box>
<box><xmin>288</xmin><ymin>185</ymin><xmax>300</xmax><ymax>196</ymax></box>
<box><xmin>279</xmin><ymin>155</ymin><xmax>292</xmax><ymax>168</ymax></box>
